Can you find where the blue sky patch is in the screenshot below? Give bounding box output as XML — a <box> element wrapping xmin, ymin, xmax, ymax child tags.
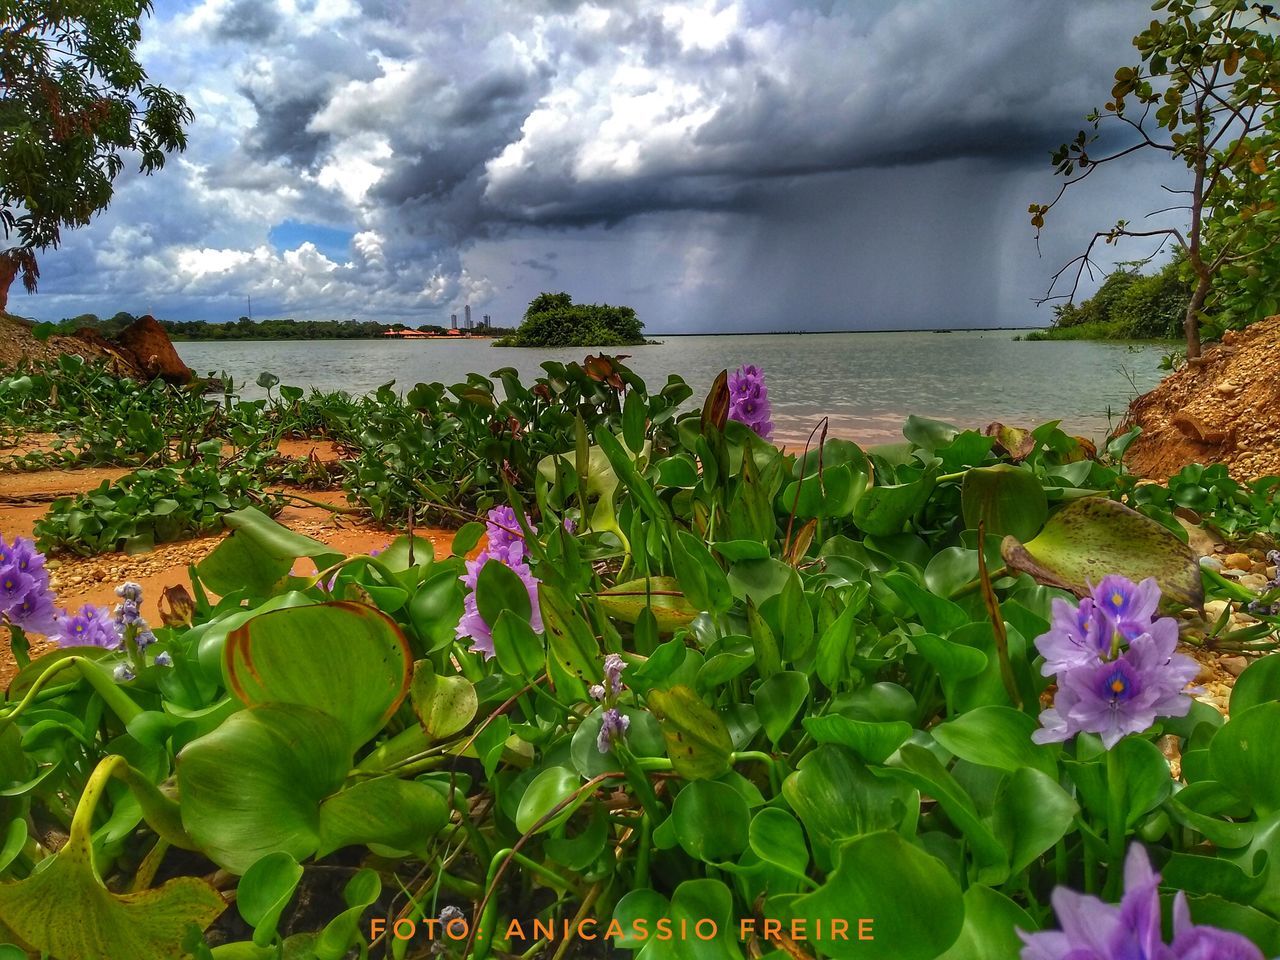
<box><xmin>268</xmin><ymin>220</ymin><xmax>355</xmax><ymax>263</ymax></box>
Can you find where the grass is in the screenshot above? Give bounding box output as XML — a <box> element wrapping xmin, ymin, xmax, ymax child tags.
<box><xmin>1020</xmin><ymin>320</ymin><xmax>1179</xmax><ymax>343</ymax></box>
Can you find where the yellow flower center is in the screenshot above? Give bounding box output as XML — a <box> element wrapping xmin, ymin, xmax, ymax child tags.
<box><xmin>1110</xmin><ymin>677</ymin><xmax>1127</xmax><ymax>694</ymax></box>
<box><xmin>1111</xmin><ymin>593</ymin><xmax>1123</xmax><ymax>606</ymax></box>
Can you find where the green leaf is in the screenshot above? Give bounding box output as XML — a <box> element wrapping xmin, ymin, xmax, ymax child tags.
<box><xmin>612</xmin><ymin>889</ymin><xmax>671</xmax><ymax>951</ymax></box>
<box><xmin>178</xmin><ymin>704</ymin><xmax>351</xmax><ymax>874</ymax></box>
<box><xmin>1231</xmin><ymin>655</ymin><xmax>1280</xmax><ymax>716</ymax></box>
<box><xmin>788</xmin><ymin>831</ymin><xmax>964</xmax><ymax>960</ymax></box>
<box><xmin>878</xmin><ymin>744</ymin><xmax>1008</xmax><ymax>884</ymax></box>
<box><xmin>411</xmin><ymin>660</ymin><xmax>478</xmax><ymax>740</ymax></box>
<box><xmin>992</xmin><ymin>768</ymin><xmax>1079</xmax><ymax>875</ymax></box>
<box><xmin>960</xmin><ymin>465</ymin><xmax>1048</xmax><ymax>540</ymax></box>
<box><xmin>1001</xmin><ymin>497</ymin><xmax>1202</xmax><ymax>611</ymax></box>
<box><xmin>238</xmin><ymin>853</ymin><xmax>303</xmax><ymax>947</ymax></box>
<box><xmin>451</xmin><ymin>522</ymin><xmax>485</xmax><ymax>556</ymax></box>
<box><xmin>313</xmin><ymin>869</ymin><xmax>380</xmax><ymax>960</ymax></box>
<box><xmin>224</xmin><ymin>601</ymin><xmax>412</xmax><ymax>749</ymax></box>
<box><xmin>646</xmin><ymin>685</ymin><xmax>733</xmax><ymax>781</ymax></box>
<box><xmin>937</xmin><ymin>885</ymin><xmax>1037</xmax><ymax>960</ymax></box>
<box><xmin>491</xmin><ymin>611</ymin><xmax>546</xmax><ymax>679</ymax></box>
<box><xmin>539</xmin><ymin>583</ymin><xmax>602</xmax><ymax>699</ymax></box>
<box><xmin>672</xmin><ymin>780</ymin><xmax>750</xmax><ymax>864</ymax></box>
<box><xmin>932</xmin><ymin>707</ymin><xmax>1059</xmax><ymax>779</ymax></box>
<box><xmin>317</xmin><ymin>777</ymin><xmax>448</xmax><ymax>857</ymax></box>
<box><xmin>782</xmin><ymin>745</ymin><xmax>914</xmax><ymax>873</ymax></box>
<box><xmin>754</xmin><ymin>671</ymin><xmax>809</xmax><ymax>745</ymax></box>
<box><xmin>668</xmin><ymin>879</ymin><xmax>744</xmax><ymax>960</ymax></box>
<box><xmin>475</xmin><ymin>557</ymin><xmax>532</xmax><ymax>625</ymax></box>
<box><xmin>198</xmin><ymin>508</ymin><xmax>342</xmax><ymax>595</ymax></box>
<box><xmin>749</xmin><ymin>807</ymin><xmax>810</xmax><ymax>882</ymax></box>
<box><xmin>1212</xmin><ymin>703</ymin><xmax>1280</xmax><ymax>816</ymax></box>
<box><xmin>598</xmin><ymin>577</ymin><xmax>697</xmax><ymax>634</ymax></box>
<box><xmin>802</xmin><ymin>716</ymin><xmax>912</xmax><ymax>764</ymax></box>
<box><xmin>516</xmin><ymin>766</ymin><xmax>586</xmax><ymax>834</ymax></box>
<box><xmin>852</xmin><ymin>467</ymin><xmax>939</xmax><ymax>537</ymax></box>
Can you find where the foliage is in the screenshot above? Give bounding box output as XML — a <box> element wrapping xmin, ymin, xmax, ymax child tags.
<box><xmin>3</xmin><ymin>367</ymin><xmax>1280</xmax><ymax>959</ymax></box>
<box><xmin>495</xmin><ymin>292</ymin><xmax>647</xmax><ymax>347</ymax></box>
<box><xmin>164</xmin><ymin>316</ymin><xmax>438</xmax><ymax>341</ymax></box>
<box><xmin>1032</xmin><ymin>0</ymin><xmax>1280</xmax><ymax>358</ymax></box>
<box><xmin>0</xmin><ymin>0</ymin><xmax>191</xmax><ymax>301</ymax></box>
<box><xmin>1033</xmin><ymin>255</ymin><xmax>1190</xmax><ymax>341</ymax></box>
<box><xmin>33</xmin><ymin>447</ymin><xmax>285</xmax><ymax>555</ymax></box>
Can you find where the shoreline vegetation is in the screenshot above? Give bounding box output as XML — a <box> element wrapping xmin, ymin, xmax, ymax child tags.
<box><xmin>492</xmin><ymin>292</ymin><xmax>649</xmax><ymax>347</ymax></box>
<box><xmin>1025</xmin><ymin>255</ymin><xmax>1190</xmax><ymax>345</ymax></box>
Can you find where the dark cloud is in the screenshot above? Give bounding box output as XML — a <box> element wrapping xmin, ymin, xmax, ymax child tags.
<box><xmin>19</xmin><ymin>0</ymin><xmax>1187</xmax><ymax>332</ymax></box>
<box><xmin>213</xmin><ymin>0</ymin><xmax>282</xmax><ymax>41</ymax></box>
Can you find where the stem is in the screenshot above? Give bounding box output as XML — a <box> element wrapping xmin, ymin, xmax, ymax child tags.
<box><xmin>1105</xmin><ymin>748</ymin><xmax>1127</xmax><ymax>901</ymax></box>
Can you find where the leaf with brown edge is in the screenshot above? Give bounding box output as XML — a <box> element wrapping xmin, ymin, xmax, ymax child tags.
<box><xmin>538</xmin><ymin>583</ymin><xmax>602</xmax><ymax>702</ymax></box>
<box><xmin>646</xmin><ymin>685</ymin><xmax>733</xmax><ymax>780</ymax></box>
<box><xmin>701</xmin><ymin>369</ymin><xmax>730</xmax><ymax>433</ymax></box>
<box><xmin>1000</xmin><ymin>497</ymin><xmax>1202</xmax><ymax>612</ymax></box>
<box><xmin>225</xmin><ymin>601</ymin><xmax>413</xmax><ymax>750</ymax></box>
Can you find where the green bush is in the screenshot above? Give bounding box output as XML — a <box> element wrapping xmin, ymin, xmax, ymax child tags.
<box><xmin>498</xmin><ymin>292</ymin><xmax>646</xmax><ymax>347</ymax></box>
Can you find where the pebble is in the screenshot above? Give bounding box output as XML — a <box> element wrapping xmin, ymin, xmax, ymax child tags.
<box><xmin>1195</xmin><ymin>661</ymin><xmax>1217</xmax><ymax>684</ymax></box>
<box><xmin>1223</xmin><ymin>553</ymin><xmax>1254</xmax><ymax>571</ymax></box>
<box><xmin>1221</xmin><ymin>656</ymin><xmax>1249</xmax><ymax>678</ymax></box>
<box><xmin>1204</xmin><ymin>599</ymin><xmax>1231</xmax><ymax>621</ymax></box>
<box><xmin>1239</xmin><ymin>574</ymin><xmax>1270</xmax><ymax>592</ymax></box>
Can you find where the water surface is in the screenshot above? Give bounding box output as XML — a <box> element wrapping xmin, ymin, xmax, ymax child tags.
<box><xmin>176</xmin><ymin>331</ymin><xmax>1168</xmax><ymax>445</ymax></box>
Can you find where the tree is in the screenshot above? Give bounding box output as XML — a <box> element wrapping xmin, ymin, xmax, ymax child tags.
<box><xmin>1032</xmin><ymin>0</ymin><xmax>1280</xmax><ymax>358</ymax></box>
<box><xmin>0</xmin><ymin>0</ymin><xmax>192</xmax><ymax>312</ymax></box>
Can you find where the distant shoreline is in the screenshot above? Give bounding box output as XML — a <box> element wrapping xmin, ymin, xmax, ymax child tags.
<box><xmin>170</xmin><ymin>326</ymin><xmax>1051</xmax><ymax>343</ymax></box>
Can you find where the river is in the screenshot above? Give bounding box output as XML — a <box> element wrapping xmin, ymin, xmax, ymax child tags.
<box><xmin>175</xmin><ymin>331</ymin><xmax>1169</xmax><ymax>445</ymax></box>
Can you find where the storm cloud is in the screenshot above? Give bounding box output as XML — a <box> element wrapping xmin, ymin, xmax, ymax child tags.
<box><xmin>19</xmin><ymin>0</ymin><xmax>1186</xmax><ymax>331</ymax></box>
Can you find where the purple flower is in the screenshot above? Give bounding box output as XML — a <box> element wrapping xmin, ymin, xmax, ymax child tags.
<box><xmin>0</xmin><ymin>566</ymin><xmax>34</xmax><ymax>611</ymax></box>
<box><xmin>603</xmin><ymin>653</ymin><xmax>626</xmax><ymax>697</ymax></box>
<box><xmin>115</xmin><ymin>582</ymin><xmax>143</xmax><ymax>603</ymax></box>
<box><xmin>154</xmin><ymin>651</ymin><xmax>173</xmax><ymax>668</ymax></box>
<box><xmin>727</xmin><ymin>364</ymin><xmax>774</xmax><ymax>440</ymax></box>
<box><xmin>485</xmin><ymin>505</ymin><xmax>533</xmax><ymax>562</ymax></box>
<box><xmin>112</xmin><ymin>663</ymin><xmax>136</xmax><ymax>683</ymax></box>
<box><xmin>1037</xmin><ymin>597</ymin><xmax>1108</xmax><ymax>676</ymax></box>
<box><xmin>1020</xmin><ymin>844</ymin><xmax>1263</xmax><ymax>960</ymax></box>
<box><xmin>6</xmin><ymin>587</ymin><xmax>60</xmax><ymax>635</ymax></box>
<box><xmin>54</xmin><ymin>604</ymin><xmax>121</xmax><ymax>649</ymax></box>
<box><xmin>1033</xmin><ymin>576</ymin><xmax>1197</xmax><ymax>749</ymax></box>
<box><xmin>597</xmin><ymin>707</ymin><xmax>631</xmax><ymax>754</ymax></box>
<box><xmin>455</xmin><ymin>506</ymin><xmax>544</xmax><ymax>661</ymax></box>
<box><xmin>1092</xmin><ymin>575</ymin><xmax>1161</xmax><ymax>638</ymax></box>
<box><xmin>0</xmin><ymin>537</ymin><xmax>60</xmax><ymax>637</ymax></box>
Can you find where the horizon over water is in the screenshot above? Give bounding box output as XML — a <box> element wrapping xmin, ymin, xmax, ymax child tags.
<box><xmin>176</xmin><ymin>330</ymin><xmax>1168</xmax><ymax>445</ymax></box>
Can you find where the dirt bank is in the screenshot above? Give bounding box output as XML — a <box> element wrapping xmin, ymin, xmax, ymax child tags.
<box><xmin>1120</xmin><ymin>316</ymin><xmax>1280</xmax><ymax>480</ymax></box>
<box><xmin>0</xmin><ymin>313</ymin><xmax>192</xmax><ymax>383</ymax></box>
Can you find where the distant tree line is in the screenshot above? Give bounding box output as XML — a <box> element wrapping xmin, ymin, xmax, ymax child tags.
<box><xmin>41</xmin><ymin>313</ymin><xmax>524</xmax><ymax>341</ymax></box>
<box><xmin>1028</xmin><ymin>254</ymin><xmax>1191</xmax><ymax>342</ymax></box>
<box><xmin>494</xmin><ymin>292</ymin><xmax>647</xmax><ymax>347</ymax></box>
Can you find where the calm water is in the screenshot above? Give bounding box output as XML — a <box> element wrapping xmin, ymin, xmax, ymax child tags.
<box><xmin>176</xmin><ymin>331</ymin><xmax>1168</xmax><ymax>445</ymax></box>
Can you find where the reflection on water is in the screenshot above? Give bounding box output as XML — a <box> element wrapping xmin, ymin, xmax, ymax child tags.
<box><xmin>177</xmin><ymin>331</ymin><xmax>1168</xmax><ymax>445</ymax></box>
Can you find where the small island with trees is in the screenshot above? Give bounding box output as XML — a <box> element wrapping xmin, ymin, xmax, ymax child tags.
<box><xmin>493</xmin><ymin>292</ymin><xmax>649</xmax><ymax>347</ymax></box>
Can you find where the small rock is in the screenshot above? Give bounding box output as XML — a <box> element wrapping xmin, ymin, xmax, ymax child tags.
<box><xmin>1214</xmin><ymin>381</ymin><xmax>1242</xmax><ymax>396</ymax></box>
<box><xmin>1221</xmin><ymin>655</ymin><xmax>1249</xmax><ymax>678</ymax></box>
<box><xmin>1223</xmin><ymin>553</ymin><xmax>1253</xmax><ymax>571</ymax></box>
<box><xmin>1205</xmin><ymin>599</ymin><xmax>1231</xmax><ymax>620</ymax></box>
<box><xmin>1195</xmin><ymin>661</ymin><xmax>1217</xmax><ymax>684</ymax></box>
<box><xmin>1199</xmin><ymin>555</ymin><xmax>1224</xmax><ymax>572</ymax></box>
<box><xmin>69</xmin><ymin>575</ymin><xmax>83</xmax><ymax>585</ymax></box>
<box><xmin>1240</xmin><ymin>573</ymin><xmax>1270</xmax><ymax>591</ymax></box>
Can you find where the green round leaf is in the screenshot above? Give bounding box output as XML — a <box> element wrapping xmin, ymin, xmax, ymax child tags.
<box><xmin>225</xmin><ymin>601</ymin><xmax>412</xmax><ymax>749</ymax></box>
<box><xmin>788</xmin><ymin>831</ymin><xmax>964</xmax><ymax>960</ymax></box>
<box><xmin>961</xmin><ymin>465</ymin><xmax>1048</xmax><ymax>540</ymax></box>
<box><xmin>672</xmin><ymin>780</ymin><xmax>750</xmax><ymax>864</ymax></box>
<box><xmin>516</xmin><ymin>766</ymin><xmax>585</xmax><ymax>835</ymax></box>
<box><xmin>1212</xmin><ymin>702</ymin><xmax>1280</xmax><ymax>816</ymax></box>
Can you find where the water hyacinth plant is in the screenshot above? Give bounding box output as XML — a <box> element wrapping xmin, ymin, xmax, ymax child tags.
<box><xmin>1034</xmin><ymin>576</ymin><xmax>1200</xmax><ymax>748</ymax></box>
<box><xmin>3</xmin><ymin>357</ymin><xmax>1280</xmax><ymax>960</ymax></box>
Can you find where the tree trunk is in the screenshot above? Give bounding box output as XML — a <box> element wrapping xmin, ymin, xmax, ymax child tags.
<box><xmin>0</xmin><ymin>253</ymin><xmax>18</xmax><ymax>315</ymax></box>
<box><xmin>1184</xmin><ymin>274</ymin><xmax>1208</xmax><ymax>360</ymax></box>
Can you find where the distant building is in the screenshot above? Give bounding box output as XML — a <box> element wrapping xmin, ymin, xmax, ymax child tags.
<box><xmin>464</xmin><ymin>304</ymin><xmax>472</xmax><ymax>331</ymax></box>
<box><xmin>450</xmin><ymin>313</ymin><xmax>458</xmax><ymax>331</ymax></box>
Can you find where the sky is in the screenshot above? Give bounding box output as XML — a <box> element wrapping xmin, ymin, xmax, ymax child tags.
<box><xmin>19</xmin><ymin>0</ymin><xmax>1192</xmax><ymax>333</ymax></box>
